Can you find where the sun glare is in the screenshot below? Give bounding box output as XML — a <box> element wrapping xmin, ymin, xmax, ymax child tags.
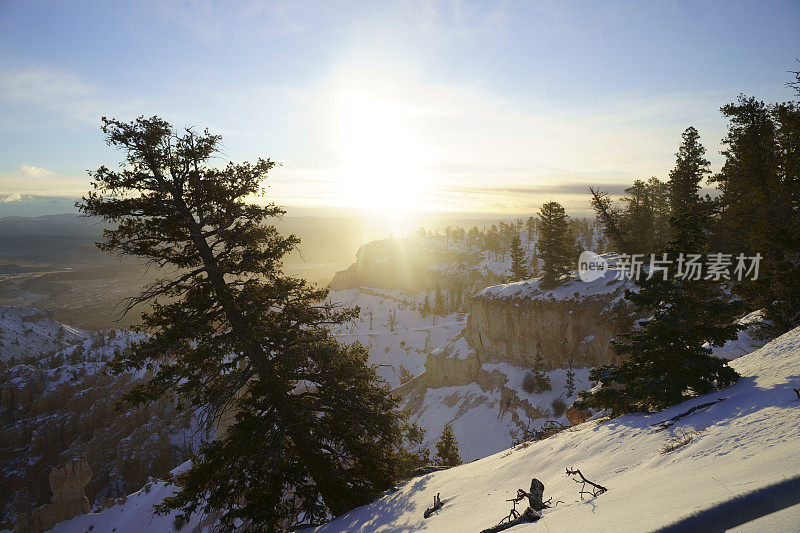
<box><xmin>335</xmin><ymin>89</ymin><xmax>433</xmax><ymax>215</ymax></box>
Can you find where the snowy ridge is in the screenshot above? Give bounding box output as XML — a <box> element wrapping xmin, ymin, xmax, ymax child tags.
<box><xmin>475</xmin><ymin>261</ymin><xmax>631</xmax><ymax>302</ymax></box>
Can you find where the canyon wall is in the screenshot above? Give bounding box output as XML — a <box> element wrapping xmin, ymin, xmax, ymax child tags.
<box><xmin>422</xmin><ymin>274</ymin><xmax>632</xmax><ymax>389</ymax></box>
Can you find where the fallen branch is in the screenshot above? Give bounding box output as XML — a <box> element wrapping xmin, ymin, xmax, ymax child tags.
<box><xmin>654</xmin><ymin>398</ymin><xmax>726</xmax><ymax>431</ymax></box>
<box><xmin>566</xmin><ymin>468</ymin><xmax>607</xmax><ymax>499</ymax></box>
<box><xmin>423</xmin><ymin>493</ymin><xmax>443</xmax><ymax>518</ymax></box>
<box><xmin>793</xmin><ymin>388</ymin><xmax>799</xmax><ymax>400</ymax></box>
<box><xmin>480</xmin><ymin>478</ymin><xmax>557</xmax><ymax>533</ymax></box>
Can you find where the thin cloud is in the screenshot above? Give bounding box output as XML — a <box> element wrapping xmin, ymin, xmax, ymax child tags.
<box><xmin>20</xmin><ymin>164</ymin><xmax>54</xmax><ymax>178</ymax></box>
<box><xmin>0</xmin><ymin>65</ymin><xmax>146</xmax><ymax>124</ymax></box>
<box><xmin>1</xmin><ymin>193</ymin><xmax>23</xmax><ymax>203</ymax></box>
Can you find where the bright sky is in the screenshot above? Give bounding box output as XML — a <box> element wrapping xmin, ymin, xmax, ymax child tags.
<box><xmin>0</xmin><ymin>0</ymin><xmax>798</xmax><ymax>216</ymax></box>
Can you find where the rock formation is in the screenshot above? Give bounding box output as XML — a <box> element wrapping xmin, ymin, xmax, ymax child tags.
<box><xmin>422</xmin><ymin>273</ymin><xmax>632</xmax><ymax>389</ymax></box>
<box><xmin>13</xmin><ymin>460</ymin><xmax>92</xmax><ymax>533</ymax></box>
<box><xmin>396</xmin><ymin>272</ymin><xmax>634</xmax><ymax>451</ymax></box>
<box><xmin>0</xmin><ymin>362</ymin><xmax>197</xmax><ymax>529</ymax></box>
<box><xmin>330</xmin><ymin>238</ymin><xmax>496</xmax><ymax>292</ymax></box>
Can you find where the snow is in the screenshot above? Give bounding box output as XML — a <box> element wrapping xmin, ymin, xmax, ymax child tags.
<box><xmin>314</xmin><ymin>325</ymin><xmax>800</xmax><ymax>532</ymax></box>
<box><xmin>709</xmin><ymin>310</ymin><xmax>770</xmax><ymax>361</ymax></box>
<box><xmin>0</xmin><ymin>306</ymin><xmax>88</xmax><ymax>362</ymax></box>
<box><xmin>402</xmin><ymin>363</ymin><xmax>591</xmax><ymax>461</ymax></box>
<box><xmin>48</xmin><ymin>462</ymin><xmax>205</xmax><ymax>533</ymax></box>
<box><xmin>476</xmin><ymin>264</ymin><xmax>631</xmax><ymax>302</ymax></box>
<box><xmin>327</xmin><ymin>289</ymin><xmax>467</xmax><ymax>387</ymax></box>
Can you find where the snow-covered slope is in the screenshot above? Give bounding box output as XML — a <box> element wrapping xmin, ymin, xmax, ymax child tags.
<box><xmin>47</xmin><ymin>326</ymin><xmax>800</xmax><ymax>533</ymax></box>
<box><xmin>400</xmin><ymin>359</ymin><xmax>591</xmax><ymax>461</ymax></box>
<box><xmin>0</xmin><ymin>306</ymin><xmax>87</xmax><ymax>362</ymax></box>
<box><xmin>316</xmin><ymin>325</ymin><xmax>800</xmax><ymax>532</ymax></box>
<box><xmin>328</xmin><ymin>288</ymin><xmax>466</xmax><ymax>387</ymax></box>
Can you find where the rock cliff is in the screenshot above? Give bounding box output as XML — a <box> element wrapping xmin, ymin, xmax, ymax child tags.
<box><xmin>330</xmin><ymin>237</ymin><xmax>474</xmax><ymax>292</ymax></box>
<box><xmin>423</xmin><ymin>270</ymin><xmax>631</xmax><ymax>389</ymax></box>
<box><xmin>396</xmin><ymin>270</ymin><xmax>632</xmax><ymax>459</ymax></box>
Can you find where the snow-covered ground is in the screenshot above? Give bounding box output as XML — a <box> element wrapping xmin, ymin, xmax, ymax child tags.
<box><xmin>0</xmin><ymin>306</ymin><xmax>87</xmax><ymax>361</ymax></box>
<box><xmin>328</xmin><ymin>288</ymin><xmax>467</xmax><ymax>387</ymax></box>
<box><xmin>48</xmin><ymin>461</ymin><xmax>205</xmax><ymax>533</ymax></box>
<box><xmin>709</xmin><ymin>310</ymin><xmax>770</xmax><ymax>361</ymax></box>
<box><xmin>47</xmin><ymin>324</ymin><xmax>800</xmax><ymax>533</ymax></box>
<box><xmin>315</xmin><ymin>325</ymin><xmax>800</xmax><ymax>532</ymax></box>
<box><xmin>401</xmin><ymin>363</ymin><xmax>591</xmax><ymax>462</ymax></box>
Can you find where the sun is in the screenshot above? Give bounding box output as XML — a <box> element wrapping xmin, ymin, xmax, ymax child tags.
<box><xmin>335</xmin><ymin>89</ymin><xmax>432</xmax><ymax>215</ymax></box>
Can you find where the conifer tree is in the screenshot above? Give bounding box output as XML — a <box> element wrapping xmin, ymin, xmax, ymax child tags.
<box><xmin>565</xmin><ymin>357</ymin><xmax>576</xmax><ymax>397</ymax></box>
<box><xmin>79</xmin><ymin>116</ymin><xmax>409</xmax><ymax>530</ymax></box>
<box><xmin>711</xmin><ymin>95</ymin><xmax>800</xmax><ymax>335</ymax></box>
<box><xmin>402</xmin><ymin>423</ymin><xmax>430</xmax><ymax>468</ymax></box>
<box><xmin>538</xmin><ymin>201</ymin><xmax>575</xmax><ymax>289</ymax></box>
<box><xmin>434</xmin><ymin>286</ymin><xmax>445</xmax><ymax>316</ymax></box>
<box><xmin>509</xmin><ymin>234</ymin><xmax>528</xmax><ymax>281</ymax></box>
<box><xmin>421</xmin><ymin>294</ymin><xmax>431</xmax><ymax>317</ymax></box>
<box><xmin>434</xmin><ymin>423</ymin><xmax>462</xmax><ymax>467</ymax></box>
<box><xmin>576</xmin><ymin>127</ymin><xmax>741</xmax><ymax>416</ymax></box>
<box><xmin>525</xmin><ymin>216</ymin><xmax>536</xmax><ymax>245</ymax></box>
<box><xmin>526</xmin><ymin>342</ymin><xmax>551</xmax><ymax>392</ymax></box>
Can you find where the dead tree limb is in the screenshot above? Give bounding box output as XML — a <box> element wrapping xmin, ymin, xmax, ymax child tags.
<box><xmin>480</xmin><ymin>479</ymin><xmax>555</xmax><ymax>533</ymax></box>
<box><xmin>566</xmin><ymin>468</ymin><xmax>607</xmax><ymax>499</ymax></box>
<box><xmin>654</xmin><ymin>398</ymin><xmax>726</xmax><ymax>431</ymax></box>
<box><xmin>423</xmin><ymin>493</ymin><xmax>443</xmax><ymax>518</ymax></box>
<box><xmin>793</xmin><ymin>388</ymin><xmax>799</xmax><ymax>400</ymax></box>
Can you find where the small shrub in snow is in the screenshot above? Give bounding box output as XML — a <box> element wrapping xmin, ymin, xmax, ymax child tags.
<box><xmin>522</xmin><ymin>371</ymin><xmax>551</xmax><ymax>394</ymax></box>
<box><xmin>551</xmin><ymin>398</ymin><xmax>567</xmax><ymax>418</ymax></box>
<box><xmin>660</xmin><ymin>429</ymin><xmax>701</xmax><ymax>454</ymax></box>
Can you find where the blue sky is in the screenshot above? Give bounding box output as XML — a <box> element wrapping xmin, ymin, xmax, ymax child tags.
<box><xmin>0</xmin><ymin>0</ymin><xmax>798</xmax><ymax>216</ymax></box>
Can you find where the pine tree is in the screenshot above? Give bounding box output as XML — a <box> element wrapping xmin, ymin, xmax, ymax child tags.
<box><xmin>525</xmin><ymin>216</ymin><xmax>536</xmax><ymax>246</ymax></box>
<box><xmin>421</xmin><ymin>294</ymin><xmax>431</xmax><ymax>317</ymax></box>
<box><xmin>538</xmin><ymin>201</ymin><xmax>575</xmax><ymax>289</ymax></box>
<box><xmin>398</xmin><ymin>365</ymin><xmax>413</xmax><ymax>384</ymax></box>
<box><xmin>619</xmin><ymin>178</ymin><xmax>670</xmax><ymax>254</ymax></box>
<box><xmin>509</xmin><ymin>234</ymin><xmax>528</xmax><ymax>281</ymax></box>
<box><xmin>434</xmin><ymin>286</ymin><xmax>445</xmax><ymax>316</ymax></box>
<box><xmin>576</xmin><ymin>127</ymin><xmax>742</xmax><ymax>416</ymax></box>
<box><xmin>434</xmin><ymin>423</ymin><xmax>462</xmax><ymax>467</ymax></box>
<box><xmin>79</xmin><ymin>116</ymin><xmax>410</xmax><ymax>530</ymax></box>
<box><xmin>396</xmin><ymin>423</ymin><xmax>429</xmax><ymax>472</ymax></box>
<box><xmin>711</xmin><ymin>95</ymin><xmax>800</xmax><ymax>336</ymax></box>
<box><xmin>531</xmin><ymin>342</ymin><xmax>551</xmax><ymax>392</ymax></box>
<box><xmin>565</xmin><ymin>357</ymin><xmax>576</xmax><ymax>397</ymax></box>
